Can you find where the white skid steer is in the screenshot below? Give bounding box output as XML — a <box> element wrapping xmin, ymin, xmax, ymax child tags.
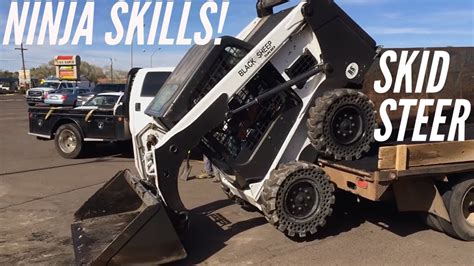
<box><xmin>71</xmin><ymin>0</ymin><xmax>378</xmax><ymax>264</ymax></box>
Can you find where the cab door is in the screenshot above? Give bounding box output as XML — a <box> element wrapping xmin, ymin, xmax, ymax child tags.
<box><xmin>128</xmin><ymin>68</ymin><xmax>173</xmax><ymax>137</ymax></box>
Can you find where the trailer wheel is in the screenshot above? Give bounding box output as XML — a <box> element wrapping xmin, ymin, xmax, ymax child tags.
<box><xmin>307</xmin><ymin>89</ymin><xmax>376</xmax><ymax>160</ymax></box>
<box><xmin>439</xmin><ymin>177</ymin><xmax>474</xmax><ymax>241</ymax></box>
<box><xmin>54</xmin><ymin>124</ymin><xmax>84</xmax><ymax>159</ymax></box>
<box><xmin>261</xmin><ymin>161</ymin><xmax>335</xmax><ymax>238</ymax></box>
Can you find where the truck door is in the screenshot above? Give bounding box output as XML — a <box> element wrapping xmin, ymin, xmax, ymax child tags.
<box><xmin>128</xmin><ymin>68</ymin><xmax>173</xmax><ymax>137</ymax></box>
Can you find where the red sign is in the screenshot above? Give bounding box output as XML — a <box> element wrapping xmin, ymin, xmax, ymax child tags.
<box><xmin>54</xmin><ymin>55</ymin><xmax>81</xmax><ymax>80</ymax></box>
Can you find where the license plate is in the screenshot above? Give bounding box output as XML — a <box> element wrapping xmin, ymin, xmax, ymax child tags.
<box><xmin>51</xmin><ymin>96</ymin><xmax>57</xmax><ymax>99</ymax></box>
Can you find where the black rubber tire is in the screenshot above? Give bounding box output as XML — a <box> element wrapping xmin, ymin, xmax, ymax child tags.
<box><xmin>261</xmin><ymin>161</ymin><xmax>335</xmax><ymax>238</ymax></box>
<box><xmin>54</xmin><ymin>124</ymin><xmax>84</xmax><ymax>159</ymax></box>
<box><xmin>438</xmin><ymin>177</ymin><xmax>474</xmax><ymax>241</ymax></box>
<box><xmin>419</xmin><ymin>213</ymin><xmax>445</xmax><ymax>232</ymax></box>
<box><xmin>306</xmin><ymin>89</ymin><xmax>376</xmax><ymax>161</ymax></box>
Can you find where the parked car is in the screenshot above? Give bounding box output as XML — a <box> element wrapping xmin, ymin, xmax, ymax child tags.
<box><xmin>44</xmin><ymin>87</ymin><xmax>90</xmax><ymax>106</ymax></box>
<box><xmin>77</xmin><ymin>83</ymin><xmax>126</xmax><ymax>105</ymax></box>
<box><xmin>0</xmin><ymin>78</ymin><xmax>18</xmax><ymax>91</ymax></box>
<box><xmin>26</xmin><ymin>80</ymin><xmax>77</xmax><ymax>106</ymax></box>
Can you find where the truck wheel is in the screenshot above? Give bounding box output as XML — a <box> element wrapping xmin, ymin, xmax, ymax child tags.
<box><xmin>439</xmin><ymin>177</ymin><xmax>474</xmax><ymax>241</ymax></box>
<box><xmin>54</xmin><ymin>124</ymin><xmax>84</xmax><ymax>159</ymax></box>
<box><xmin>261</xmin><ymin>161</ymin><xmax>335</xmax><ymax>238</ymax></box>
<box><xmin>307</xmin><ymin>89</ymin><xmax>376</xmax><ymax>160</ymax></box>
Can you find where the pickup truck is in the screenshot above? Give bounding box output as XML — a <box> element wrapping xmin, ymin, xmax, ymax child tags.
<box><xmin>26</xmin><ymin>80</ymin><xmax>77</xmax><ymax>106</ymax></box>
<box><xmin>28</xmin><ymin>68</ymin><xmax>173</xmax><ymax>158</ymax></box>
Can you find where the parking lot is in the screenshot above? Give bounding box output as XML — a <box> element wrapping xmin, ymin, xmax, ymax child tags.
<box><xmin>0</xmin><ymin>94</ymin><xmax>472</xmax><ymax>265</ymax></box>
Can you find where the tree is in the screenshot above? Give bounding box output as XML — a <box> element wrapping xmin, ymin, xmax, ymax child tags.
<box><xmin>80</xmin><ymin>61</ymin><xmax>106</xmax><ymax>84</ymax></box>
<box><xmin>29</xmin><ymin>60</ymin><xmax>107</xmax><ymax>83</ymax></box>
<box><xmin>30</xmin><ymin>60</ymin><xmax>55</xmax><ymax>79</ymax></box>
<box><xmin>0</xmin><ymin>70</ymin><xmax>18</xmax><ymax>79</ymax></box>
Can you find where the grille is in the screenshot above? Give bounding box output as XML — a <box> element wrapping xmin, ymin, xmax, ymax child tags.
<box><xmin>190</xmin><ymin>46</ymin><xmax>248</xmax><ymax>107</ymax></box>
<box><xmin>285</xmin><ymin>51</ymin><xmax>318</xmax><ymax>88</ymax></box>
<box><xmin>28</xmin><ymin>91</ymin><xmax>42</xmax><ymax>97</ymax></box>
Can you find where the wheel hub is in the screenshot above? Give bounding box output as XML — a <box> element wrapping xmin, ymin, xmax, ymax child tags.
<box><xmin>285</xmin><ymin>180</ymin><xmax>319</xmax><ymax>218</ymax></box>
<box><xmin>59</xmin><ymin>129</ymin><xmax>77</xmax><ymax>154</ymax></box>
<box><xmin>331</xmin><ymin>105</ymin><xmax>364</xmax><ymax>145</ymax></box>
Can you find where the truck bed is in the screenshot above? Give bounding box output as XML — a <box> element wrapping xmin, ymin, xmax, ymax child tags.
<box><xmin>28</xmin><ymin>106</ymin><xmax>129</xmax><ymax>142</ymax></box>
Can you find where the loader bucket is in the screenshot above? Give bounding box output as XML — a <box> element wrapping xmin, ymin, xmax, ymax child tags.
<box><xmin>71</xmin><ymin>170</ymin><xmax>187</xmax><ymax>265</ymax></box>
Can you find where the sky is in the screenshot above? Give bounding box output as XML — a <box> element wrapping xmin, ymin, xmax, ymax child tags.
<box><xmin>0</xmin><ymin>0</ymin><xmax>473</xmax><ymax>72</ymax></box>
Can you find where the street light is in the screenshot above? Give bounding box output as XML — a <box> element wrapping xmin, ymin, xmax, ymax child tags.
<box><xmin>151</xmin><ymin>48</ymin><xmax>161</xmax><ymax>67</ymax></box>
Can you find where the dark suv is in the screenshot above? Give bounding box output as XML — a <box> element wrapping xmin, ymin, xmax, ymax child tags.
<box><xmin>77</xmin><ymin>83</ymin><xmax>126</xmax><ymax>105</ymax></box>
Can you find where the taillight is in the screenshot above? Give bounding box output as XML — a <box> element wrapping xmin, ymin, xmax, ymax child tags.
<box><xmin>43</xmin><ymin>92</ymin><xmax>48</xmax><ymax>99</ymax></box>
<box><xmin>61</xmin><ymin>95</ymin><xmax>68</xmax><ymax>100</ymax></box>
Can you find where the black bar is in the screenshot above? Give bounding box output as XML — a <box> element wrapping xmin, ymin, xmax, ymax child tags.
<box><xmin>230</xmin><ymin>64</ymin><xmax>325</xmax><ymax>115</ymax></box>
<box><xmin>257</xmin><ymin>0</ymin><xmax>289</xmax><ymax>17</ymax></box>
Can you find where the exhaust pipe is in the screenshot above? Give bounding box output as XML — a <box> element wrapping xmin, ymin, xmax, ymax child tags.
<box><xmin>71</xmin><ymin>170</ymin><xmax>186</xmax><ymax>265</ymax></box>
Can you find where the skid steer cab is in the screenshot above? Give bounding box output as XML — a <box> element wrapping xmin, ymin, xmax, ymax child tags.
<box><xmin>71</xmin><ymin>0</ymin><xmax>378</xmax><ymax>264</ymax></box>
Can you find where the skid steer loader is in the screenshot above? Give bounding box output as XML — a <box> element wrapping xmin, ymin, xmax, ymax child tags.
<box><xmin>71</xmin><ymin>0</ymin><xmax>379</xmax><ymax>264</ymax></box>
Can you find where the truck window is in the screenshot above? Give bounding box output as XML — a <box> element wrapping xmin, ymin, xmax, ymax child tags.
<box><xmin>85</xmin><ymin>95</ymin><xmax>120</xmax><ymax>108</ymax></box>
<box><xmin>141</xmin><ymin>72</ymin><xmax>171</xmax><ymax>97</ymax></box>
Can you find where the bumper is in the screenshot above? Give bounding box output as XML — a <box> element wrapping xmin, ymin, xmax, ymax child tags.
<box><xmin>44</xmin><ymin>99</ymin><xmax>66</xmax><ymax>105</ymax></box>
<box><xmin>26</xmin><ymin>97</ymin><xmax>44</xmax><ymax>103</ymax></box>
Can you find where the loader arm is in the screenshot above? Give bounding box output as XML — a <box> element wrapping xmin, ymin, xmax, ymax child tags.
<box><xmin>152</xmin><ymin>95</ymin><xmax>229</xmax><ymax>228</ymax></box>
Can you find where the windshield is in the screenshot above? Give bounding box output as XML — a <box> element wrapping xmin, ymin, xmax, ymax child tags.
<box><xmin>41</xmin><ymin>82</ymin><xmax>59</xmax><ymax>88</ymax></box>
<box><xmin>145</xmin><ymin>84</ymin><xmax>179</xmax><ymax>116</ymax></box>
<box><xmin>56</xmin><ymin>89</ymin><xmax>74</xmax><ymax>94</ymax></box>
<box><xmin>84</xmin><ymin>95</ymin><xmax>120</xmax><ymax>108</ymax></box>
<box><xmin>93</xmin><ymin>84</ymin><xmax>126</xmax><ymax>93</ymax></box>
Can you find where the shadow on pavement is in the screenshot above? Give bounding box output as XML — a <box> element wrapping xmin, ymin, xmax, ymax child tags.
<box><xmin>174</xmin><ymin>199</ymin><xmax>267</xmax><ymax>265</ymax></box>
<box><xmin>0</xmin><ymin>157</ymin><xmax>131</xmax><ymax>177</ymax></box>
<box><xmin>81</xmin><ymin>142</ymin><xmax>134</xmax><ymax>159</ymax></box>
<box><xmin>176</xmin><ymin>190</ymin><xmax>430</xmax><ymax>264</ymax></box>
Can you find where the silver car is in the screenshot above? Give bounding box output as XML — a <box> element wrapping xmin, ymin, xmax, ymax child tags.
<box><xmin>44</xmin><ymin>88</ymin><xmax>91</xmax><ymax>106</ymax></box>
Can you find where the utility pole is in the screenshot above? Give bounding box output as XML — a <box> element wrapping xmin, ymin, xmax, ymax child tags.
<box><xmin>15</xmin><ymin>43</ymin><xmax>28</xmax><ymax>89</ymax></box>
<box><xmin>109</xmin><ymin>58</ymin><xmax>114</xmax><ymax>84</ymax></box>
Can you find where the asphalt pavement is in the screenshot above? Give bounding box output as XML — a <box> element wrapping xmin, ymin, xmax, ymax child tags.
<box><xmin>0</xmin><ymin>94</ymin><xmax>472</xmax><ymax>265</ymax></box>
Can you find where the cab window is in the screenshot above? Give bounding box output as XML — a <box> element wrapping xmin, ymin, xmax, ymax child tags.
<box><xmin>85</xmin><ymin>95</ymin><xmax>120</xmax><ymax>108</ymax></box>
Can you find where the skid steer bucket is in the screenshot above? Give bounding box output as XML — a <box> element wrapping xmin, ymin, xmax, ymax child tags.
<box><xmin>71</xmin><ymin>170</ymin><xmax>186</xmax><ymax>265</ymax></box>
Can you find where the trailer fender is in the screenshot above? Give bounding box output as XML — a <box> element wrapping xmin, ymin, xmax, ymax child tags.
<box><xmin>393</xmin><ymin>179</ymin><xmax>450</xmax><ymax>222</ymax></box>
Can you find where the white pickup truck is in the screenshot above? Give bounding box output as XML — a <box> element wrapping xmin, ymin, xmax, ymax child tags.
<box><xmin>26</xmin><ymin>80</ymin><xmax>77</xmax><ymax>106</ymax></box>
<box><xmin>28</xmin><ymin>68</ymin><xmax>174</xmax><ymax>158</ymax></box>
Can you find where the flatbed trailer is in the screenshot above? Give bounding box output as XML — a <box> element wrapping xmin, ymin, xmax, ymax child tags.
<box><xmin>29</xmin><ymin>105</ymin><xmax>129</xmax><ymax>142</ymax></box>
<box><xmin>319</xmin><ymin>140</ymin><xmax>474</xmax><ymax>240</ymax></box>
<box><xmin>28</xmin><ymin>104</ymin><xmax>130</xmax><ymax>159</ymax></box>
